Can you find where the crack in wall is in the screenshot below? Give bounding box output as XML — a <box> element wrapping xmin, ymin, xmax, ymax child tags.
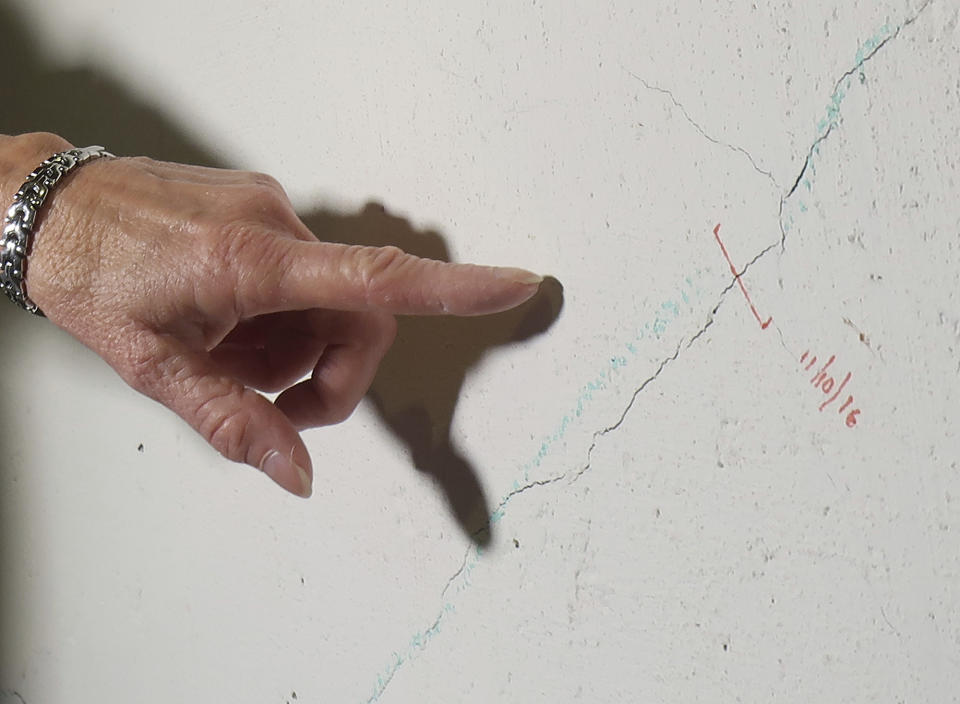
<box><xmin>439</xmin><ymin>552</ymin><xmax>469</xmax><ymax>600</ymax></box>
<box><xmin>365</xmin><ymin>608</ymin><xmax>447</xmax><ymax>703</ymax></box>
<box><xmin>703</xmin><ymin>3</ymin><xmax>934</xmax><ymax>359</ymax></box>
<box><xmin>623</xmin><ymin>67</ymin><xmax>780</xmax><ymax>190</ymax></box>
<box><xmin>566</xmin><ymin>1</ymin><xmax>934</xmax><ymax>505</ymax></box>
<box><xmin>568</xmin><ymin>337</ymin><xmax>685</xmax><ymax>484</ymax></box>
<box><xmin>363</xmin><ymin>5</ymin><xmax>936</xmax><ymax>700</ymax></box>
<box><xmin>628</xmin><ymin>0</ymin><xmax>932</xmax><ymax>257</ymax></box>
<box><xmin>780</xmin><ymin>0</ymin><xmax>933</xmax><ymax>247</ymax></box>
<box><xmin>785</xmin><ymin>124</ymin><xmax>836</xmax><ymax>201</ymax></box>
<box><xmin>777</xmin><ymin>197</ymin><xmax>790</xmax><ymax>250</ymax></box>
<box><xmin>442</xmin><ymin>475</ymin><xmax>566</xmax><ymax>600</ymax></box>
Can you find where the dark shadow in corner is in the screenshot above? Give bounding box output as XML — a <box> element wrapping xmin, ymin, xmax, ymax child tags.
<box><xmin>0</xmin><ymin>0</ymin><xmax>564</xmax><ymax>549</ymax></box>
<box><xmin>0</xmin><ymin>2</ymin><xmax>220</xmax><ymax>167</ymax></box>
<box><xmin>304</xmin><ymin>205</ymin><xmax>563</xmax><ymax>544</ymax></box>
<box><xmin>0</xmin><ymin>1</ymin><xmax>226</xmax><ymax>676</ymax></box>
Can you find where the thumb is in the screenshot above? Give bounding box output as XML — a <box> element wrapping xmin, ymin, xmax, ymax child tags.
<box><xmin>130</xmin><ymin>335</ymin><xmax>313</xmax><ymax>497</ymax></box>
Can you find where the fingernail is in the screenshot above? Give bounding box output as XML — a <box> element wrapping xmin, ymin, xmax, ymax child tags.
<box><xmin>261</xmin><ymin>449</ymin><xmax>313</xmax><ymax>498</ymax></box>
<box><xmin>295</xmin><ymin>463</ymin><xmax>313</xmax><ymax>498</ymax></box>
<box><xmin>498</xmin><ymin>267</ymin><xmax>543</xmax><ymax>285</ymax></box>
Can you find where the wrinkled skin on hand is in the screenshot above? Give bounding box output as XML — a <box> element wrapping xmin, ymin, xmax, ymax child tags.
<box><xmin>0</xmin><ymin>133</ymin><xmax>541</xmax><ymax>497</ymax></box>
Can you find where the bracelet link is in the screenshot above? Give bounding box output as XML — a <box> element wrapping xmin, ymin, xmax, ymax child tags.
<box><xmin>1</xmin><ymin>145</ymin><xmax>114</xmax><ymax>315</ymax></box>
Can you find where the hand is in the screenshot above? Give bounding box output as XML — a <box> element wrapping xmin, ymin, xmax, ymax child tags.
<box><xmin>1</xmin><ymin>133</ymin><xmax>542</xmax><ymax>498</ymax></box>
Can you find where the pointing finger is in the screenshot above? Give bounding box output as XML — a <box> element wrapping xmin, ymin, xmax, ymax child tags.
<box><xmin>236</xmin><ymin>237</ymin><xmax>542</xmax><ymax>318</ymax></box>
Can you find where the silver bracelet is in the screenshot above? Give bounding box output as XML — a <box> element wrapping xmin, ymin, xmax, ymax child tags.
<box><xmin>1</xmin><ymin>145</ymin><xmax>114</xmax><ymax>315</ymax></box>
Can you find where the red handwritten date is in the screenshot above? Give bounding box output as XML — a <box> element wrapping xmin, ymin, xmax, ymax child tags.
<box><xmin>799</xmin><ymin>350</ymin><xmax>861</xmax><ymax>428</ymax></box>
<box><xmin>711</xmin><ymin>223</ymin><xmax>865</xmax><ymax>430</ymax></box>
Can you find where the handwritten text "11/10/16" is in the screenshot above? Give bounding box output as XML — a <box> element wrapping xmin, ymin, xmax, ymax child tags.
<box><xmin>800</xmin><ymin>350</ymin><xmax>861</xmax><ymax>428</ymax></box>
<box><xmin>711</xmin><ymin>223</ymin><xmax>864</xmax><ymax>429</ymax></box>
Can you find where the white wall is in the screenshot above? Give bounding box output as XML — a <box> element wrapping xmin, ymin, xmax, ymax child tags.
<box><xmin>2</xmin><ymin>1</ymin><xmax>958</xmax><ymax>702</ymax></box>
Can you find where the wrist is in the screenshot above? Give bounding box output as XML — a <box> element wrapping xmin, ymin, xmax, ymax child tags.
<box><xmin>0</xmin><ymin>132</ymin><xmax>75</xmax><ymax>197</ymax></box>
<box><xmin>0</xmin><ymin>132</ymin><xmax>85</xmax><ymax>315</ymax></box>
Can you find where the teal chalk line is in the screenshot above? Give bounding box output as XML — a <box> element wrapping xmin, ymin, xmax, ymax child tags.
<box><xmin>782</xmin><ymin>15</ymin><xmax>916</xmax><ymax>242</ymax></box>
<box><xmin>363</xmin><ymin>272</ymin><xmax>703</xmax><ymax>703</ymax></box>
<box><xmin>363</xmin><ymin>12</ymin><xmax>928</xmax><ymax>699</ymax></box>
<box><xmin>815</xmin><ymin>21</ymin><xmax>894</xmax><ymax>137</ymax></box>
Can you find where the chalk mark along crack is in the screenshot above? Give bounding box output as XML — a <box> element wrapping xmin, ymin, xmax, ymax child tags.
<box><xmin>359</xmin><ymin>4</ymin><xmax>932</xmax><ymax>691</ymax></box>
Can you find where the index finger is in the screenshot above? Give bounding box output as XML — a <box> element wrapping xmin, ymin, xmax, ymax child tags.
<box><xmin>239</xmin><ymin>239</ymin><xmax>543</xmax><ymax>317</ymax></box>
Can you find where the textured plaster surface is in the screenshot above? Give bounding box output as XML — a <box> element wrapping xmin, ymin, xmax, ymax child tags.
<box><xmin>1</xmin><ymin>1</ymin><xmax>958</xmax><ymax>702</ymax></box>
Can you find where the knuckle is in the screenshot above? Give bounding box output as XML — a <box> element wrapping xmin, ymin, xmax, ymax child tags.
<box><xmin>219</xmin><ymin>227</ymin><xmax>292</xmax><ymax>313</ymax></box>
<box><xmin>248</xmin><ymin>171</ymin><xmax>286</xmax><ymax>194</ymax></box>
<box><xmin>113</xmin><ymin>330</ymin><xmax>173</xmax><ymax>395</ymax></box>
<box><xmin>205</xmin><ymin>219</ymin><xmax>261</xmax><ymax>265</ymax></box>
<box><xmin>298</xmin><ymin>381</ymin><xmax>357</xmax><ymax>427</ymax></box>
<box><xmin>215</xmin><ymin>181</ymin><xmax>289</xmax><ymax>224</ymax></box>
<box><xmin>241</xmin><ymin>181</ymin><xmax>288</xmax><ymax>216</ymax></box>
<box><xmin>204</xmin><ymin>220</ymin><xmax>287</xmax><ymax>282</ymax></box>
<box><xmin>197</xmin><ymin>387</ymin><xmax>256</xmax><ymax>464</ymax></box>
<box><xmin>355</xmin><ymin>245</ymin><xmax>411</xmax><ymax>304</ymax></box>
<box><xmin>194</xmin><ymin>221</ymin><xmax>258</xmax><ymax>306</ymax></box>
<box><xmin>324</xmin><ymin>394</ymin><xmax>357</xmax><ymax>425</ymax></box>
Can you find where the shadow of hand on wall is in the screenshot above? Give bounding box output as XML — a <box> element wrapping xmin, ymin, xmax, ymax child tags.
<box><xmin>304</xmin><ymin>206</ymin><xmax>563</xmax><ymax>544</ymax></box>
<box><xmin>0</xmin><ymin>0</ymin><xmax>564</xmax><ymax>545</ymax></box>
